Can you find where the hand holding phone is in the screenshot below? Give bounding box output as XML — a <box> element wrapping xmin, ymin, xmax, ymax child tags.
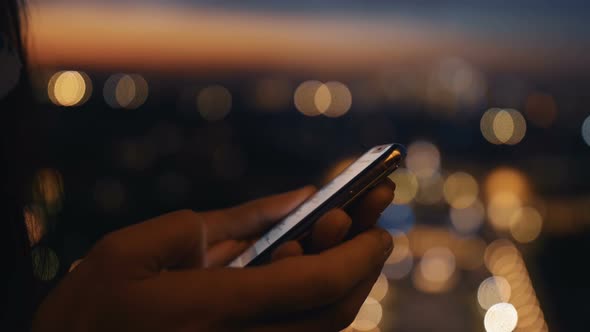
<box><xmin>230</xmin><ymin>143</ymin><xmax>406</xmax><ymax>267</ymax></box>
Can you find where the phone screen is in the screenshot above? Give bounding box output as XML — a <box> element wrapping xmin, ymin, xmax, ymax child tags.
<box><xmin>229</xmin><ymin>144</ymin><xmax>393</xmax><ymax>267</ymax></box>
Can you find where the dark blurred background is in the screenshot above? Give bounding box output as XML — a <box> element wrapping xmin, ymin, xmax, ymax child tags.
<box><xmin>23</xmin><ymin>1</ymin><xmax>590</xmax><ymax>331</ymax></box>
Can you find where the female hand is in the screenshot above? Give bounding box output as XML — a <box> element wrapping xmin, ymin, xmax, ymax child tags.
<box><xmin>32</xmin><ymin>180</ymin><xmax>395</xmax><ymax>332</ymax></box>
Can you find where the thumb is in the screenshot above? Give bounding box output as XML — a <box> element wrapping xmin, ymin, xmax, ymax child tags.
<box><xmin>93</xmin><ymin>210</ymin><xmax>207</xmax><ymax>274</ymax></box>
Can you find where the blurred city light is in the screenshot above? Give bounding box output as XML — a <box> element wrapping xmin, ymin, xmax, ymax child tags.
<box><xmin>406</xmin><ymin>141</ymin><xmax>441</xmax><ymax>178</ymax></box>
<box><xmin>314</xmin><ymin>83</ymin><xmax>331</xmax><ymax>113</ymax></box>
<box><xmin>388</xmin><ymin>168</ymin><xmax>418</xmax><ymax>205</ymax></box>
<box><xmin>197</xmin><ymin>85</ymin><xmax>232</xmax><ymax>121</ymax></box>
<box><xmin>525</xmin><ymin>93</ymin><xmax>557</xmax><ymax>128</ymax></box>
<box><xmin>481</xmin><ymin>108</ymin><xmax>527</xmax><ymax>145</ymax></box>
<box><xmin>415</xmin><ymin>172</ymin><xmax>444</xmax><ymax>205</ymax></box>
<box><xmin>48</xmin><ymin>70</ymin><xmax>91</xmax><ymax>107</ymax></box>
<box><xmin>31</xmin><ymin>247</ymin><xmax>60</xmax><ymax>281</ymax></box>
<box><xmin>320</xmin><ymin>81</ymin><xmax>352</xmax><ymax>118</ymax></box>
<box><xmin>484</xmin><ymin>167</ymin><xmax>530</xmax><ymax>201</ymax></box>
<box><xmin>453</xmin><ymin>236</ymin><xmax>486</xmax><ymax>270</ymax></box>
<box><xmin>582</xmin><ymin>115</ymin><xmax>590</xmax><ymax>146</ymax></box>
<box><xmin>484</xmin><ymin>302</ymin><xmax>518</xmax><ymax>332</ymax></box>
<box><xmin>478</xmin><ymin>276</ymin><xmax>512</xmax><ymax>310</ymax></box>
<box><xmin>350</xmin><ymin>297</ymin><xmax>383</xmax><ymax>331</ymax></box>
<box><xmin>294</xmin><ymin>80</ymin><xmax>323</xmax><ymax>116</ymax></box>
<box><xmin>414</xmin><ymin>247</ymin><xmax>456</xmax><ymax>293</ymax></box>
<box><xmin>104</xmin><ymin>73</ymin><xmax>149</xmax><ymax>109</ymax></box>
<box><xmin>369</xmin><ymin>273</ymin><xmax>389</xmax><ymax>302</ymax></box>
<box><xmin>450</xmin><ymin>199</ymin><xmax>485</xmax><ymax>234</ymax></box>
<box><xmin>443</xmin><ymin>172</ymin><xmax>479</xmax><ymax>209</ymax></box>
<box><xmin>24</xmin><ymin>206</ymin><xmax>45</xmax><ymax>246</ymax></box>
<box><xmin>32</xmin><ymin>168</ymin><xmax>64</xmax><ymax>215</ymax></box>
<box><xmin>509</xmin><ymin>207</ymin><xmax>543</xmax><ymax>243</ymax></box>
<box><xmin>488</xmin><ymin>192</ymin><xmax>523</xmax><ymax>231</ymax></box>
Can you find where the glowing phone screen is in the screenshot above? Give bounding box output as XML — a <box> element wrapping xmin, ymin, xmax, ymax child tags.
<box><xmin>229</xmin><ymin>144</ymin><xmax>392</xmax><ymax>267</ymax></box>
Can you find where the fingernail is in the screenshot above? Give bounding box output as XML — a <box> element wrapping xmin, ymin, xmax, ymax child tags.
<box><xmin>380</xmin><ymin>231</ymin><xmax>393</xmax><ymax>256</ymax></box>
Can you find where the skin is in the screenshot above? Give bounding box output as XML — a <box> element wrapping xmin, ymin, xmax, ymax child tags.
<box><xmin>32</xmin><ymin>179</ymin><xmax>395</xmax><ymax>332</ymax></box>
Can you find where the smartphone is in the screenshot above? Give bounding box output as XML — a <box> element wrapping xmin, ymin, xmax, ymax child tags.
<box><xmin>229</xmin><ymin>143</ymin><xmax>406</xmax><ymax>267</ymax></box>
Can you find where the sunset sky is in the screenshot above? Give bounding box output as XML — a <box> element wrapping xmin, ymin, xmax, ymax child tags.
<box><xmin>27</xmin><ymin>0</ymin><xmax>590</xmax><ymax>74</ymax></box>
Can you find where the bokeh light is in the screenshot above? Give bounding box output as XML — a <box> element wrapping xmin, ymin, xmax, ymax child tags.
<box><xmin>314</xmin><ymin>83</ymin><xmax>331</xmax><ymax>113</ymax></box>
<box><xmin>383</xmin><ymin>255</ymin><xmax>413</xmax><ymax>280</ymax></box>
<box><xmin>321</xmin><ymin>81</ymin><xmax>353</xmax><ymax>118</ymax></box>
<box><xmin>478</xmin><ymin>276</ymin><xmax>512</xmax><ymax>310</ymax></box>
<box><xmin>450</xmin><ymin>199</ymin><xmax>485</xmax><ymax>234</ymax></box>
<box><xmin>453</xmin><ymin>236</ymin><xmax>486</xmax><ymax>270</ymax></box>
<box><xmin>414</xmin><ymin>247</ymin><xmax>456</xmax><ymax>293</ymax></box>
<box><xmin>48</xmin><ymin>70</ymin><xmax>91</xmax><ymax>107</ymax></box>
<box><xmin>197</xmin><ymin>85</ymin><xmax>232</xmax><ymax>121</ymax></box>
<box><xmin>351</xmin><ymin>297</ymin><xmax>383</xmax><ymax>331</ymax></box>
<box><xmin>443</xmin><ymin>172</ymin><xmax>479</xmax><ymax>209</ymax></box>
<box><xmin>24</xmin><ymin>205</ymin><xmax>45</xmax><ymax>246</ymax></box>
<box><xmin>406</xmin><ymin>141</ymin><xmax>441</xmax><ymax>178</ymax></box>
<box><xmin>487</xmin><ymin>192</ymin><xmax>522</xmax><ymax>231</ymax></box>
<box><xmin>509</xmin><ymin>207</ymin><xmax>543</xmax><ymax>243</ymax></box>
<box><xmin>388</xmin><ymin>168</ymin><xmax>418</xmax><ymax>205</ymax></box>
<box><xmin>31</xmin><ymin>247</ymin><xmax>60</xmax><ymax>281</ymax></box>
<box><xmin>32</xmin><ymin>168</ymin><xmax>64</xmax><ymax>215</ymax></box>
<box><xmin>415</xmin><ymin>172</ymin><xmax>444</xmax><ymax>205</ymax></box>
<box><xmin>481</xmin><ymin>108</ymin><xmax>527</xmax><ymax>145</ymax></box>
<box><xmin>485</xmin><ymin>167</ymin><xmax>529</xmax><ymax>201</ymax></box>
<box><xmin>582</xmin><ymin>115</ymin><xmax>590</xmax><ymax>146</ymax></box>
<box><xmin>484</xmin><ymin>303</ymin><xmax>518</xmax><ymax>332</ymax></box>
<box><xmin>525</xmin><ymin>93</ymin><xmax>557</xmax><ymax>128</ymax></box>
<box><xmin>294</xmin><ymin>80</ymin><xmax>323</xmax><ymax>116</ymax></box>
<box><xmin>104</xmin><ymin>73</ymin><xmax>149</xmax><ymax>109</ymax></box>
<box><xmin>369</xmin><ymin>273</ymin><xmax>389</xmax><ymax>302</ymax></box>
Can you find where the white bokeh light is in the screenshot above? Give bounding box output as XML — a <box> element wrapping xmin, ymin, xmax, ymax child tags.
<box><xmin>484</xmin><ymin>302</ymin><xmax>518</xmax><ymax>332</ymax></box>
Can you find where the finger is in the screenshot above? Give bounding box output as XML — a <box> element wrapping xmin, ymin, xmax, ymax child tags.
<box><xmin>206</xmin><ymin>240</ymin><xmax>252</xmax><ymax>268</ymax></box>
<box><xmin>203</xmin><ymin>186</ymin><xmax>316</xmax><ymax>245</ymax></box>
<box><xmin>228</xmin><ymin>227</ymin><xmax>393</xmax><ymax>317</ymax></box>
<box><xmin>347</xmin><ymin>179</ymin><xmax>395</xmax><ymax>232</ymax></box>
<box><xmin>250</xmin><ymin>269</ymin><xmax>382</xmax><ymax>332</ymax></box>
<box><xmin>91</xmin><ymin>210</ymin><xmax>206</xmax><ymax>273</ymax></box>
<box><xmin>309</xmin><ymin>209</ymin><xmax>352</xmax><ymax>252</ymax></box>
<box><xmin>271</xmin><ymin>241</ymin><xmax>304</xmax><ymax>262</ymax></box>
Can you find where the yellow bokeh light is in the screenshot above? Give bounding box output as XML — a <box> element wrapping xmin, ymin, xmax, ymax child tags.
<box><xmin>197</xmin><ymin>85</ymin><xmax>232</xmax><ymax>121</ymax></box>
<box><xmin>477</xmin><ymin>276</ymin><xmax>512</xmax><ymax>310</ymax></box>
<box><xmin>484</xmin><ymin>240</ymin><xmax>520</xmax><ymax>275</ymax></box>
<box><xmin>406</xmin><ymin>141</ymin><xmax>441</xmax><ymax>178</ymax></box>
<box><xmin>481</xmin><ymin>108</ymin><xmax>527</xmax><ymax>145</ymax></box>
<box><xmin>484</xmin><ymin>303</ymin><xmax>518</xmax><ymax>332</ymax></box>
<box><xmin>488</xmin><ymin>192</ymin><xmax>522</xmax><ymax>231</ymax></box>
<box><xmin>443</xmin><ymin>172</ymin><xmax>479</xmax><ymax>209</ymax></box>
<box><xmin>351</xmin><ymin>297</ymin><xmax>383</xmax><ymax>331</ymax></box>
<box><xmin>314</xmin><ymin>83</ymin><xmax>332</xmax><ymax>113</ymax></box>
<box><xmin>294</xmin><ymin>80</ymin><xmax>323</xmax><ymax>116</ymax></box>
<box><xmin>369</xmin><ymin>273</ymin><xmax>389</xmax><ymax>302</ymax></box>
<box><xmin>450</xmin><ymin>199</ymin><xmax>485</xmax><ymax>234</ymax></box>
<box><xmin>48</xmin><ymin>70</ymin><xmax>91</xmax><ymax>107</ymax></box>
<box><xmin>322</xmin><ymin>81</ymin><xmax>352</xmax><ymax>118</ymax></box>
<box><xmin>492</xmin><ymin>109</ymin><xmax>514</xmax><ymax>143</ymax></box>
<box><xmin>32</xmin><ymin>168</ymin><xmax>64</xmax><ymax>214</ymax></box>
<box><xmin>388</xmin><ymin>168</ymin><xmax>418</xmax><ymax>205</ymax></box>
<box><xmin>509</xmin><ymin>207</ymin><xmax>543</xmax><ymax>243</ymax></box>
<box><xmin>484</xmin><ymin>167</ymin><xmax>529</xmax><ymax>201</ymax></box>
